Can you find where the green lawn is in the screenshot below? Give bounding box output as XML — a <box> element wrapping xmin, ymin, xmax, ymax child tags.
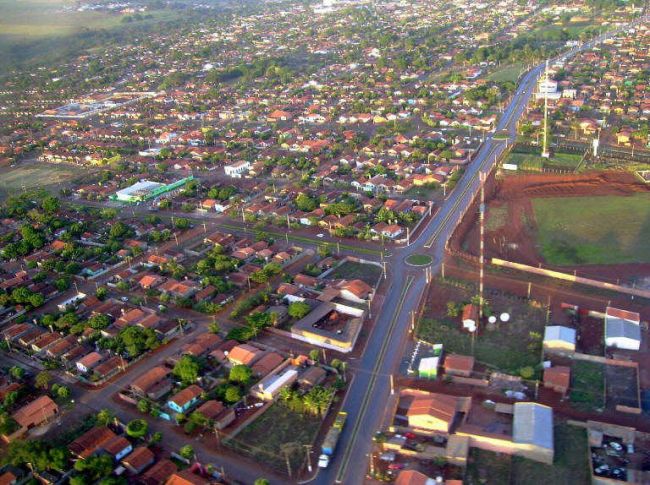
<box><xmin>486</xmin><ymin>205</ymin><xmax>508</xmax><ymax>232</ymax></box>
<box><xmin>488</xmin><ymin>63</ymin><xmax>525</xmax><ymax>83</ymax></box>
<box><xmin>532</xmin><ymin>193</ymin><xmax>650</xmax><ymax>265</ymax></box>
<box><xmin>510</xmin><ymin>424</ymin><xmax>590</xmax><ymax>485</ymax></box>
<box><xmin>0</xmin><ymin>163</ymin><xmax>85</xmax><ymax>201</ymax></box>
<box><xmin>465</xmin><ymin>424</ymin><xmax>589</xmax><ymax>485</ymax></box>
<box><xmin>543</xmin><ymin>152</ymin><xmax>583</xmax><ymax>169</ymax></box>
<box><xmin>418</xmin><ymin>281</ymin><xmax>546</xmax><ymax>375</ymax></box>
<box><xmin>406</xmin><ymin>254</ymin><xmax>433</xmax><ymax>266</ymax></box>
<box><xmin>226</xmin><ymin>403</ymin><xmax>321</xmax><ymax>472</ymax></box>
<box><xmin>0</xmin><ymin>0</ymin><xmax>181</xmax><ymax>69</ymax></box>
<box><xmin>327</xmin><ymin>260</ymin><xmax>382</xmax><ymax>286</ymax></box>
<box><xmin>570</xmin><ymin>361</ymin><xmax>605</xmax><ymax>412</ymax></box>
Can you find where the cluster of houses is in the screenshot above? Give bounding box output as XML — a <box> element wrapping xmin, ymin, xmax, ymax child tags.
<box><xmin>523</xmin><ymin>23</ymin><xmax>649</xmax><ymax>149</ymax></box>
<box><xmin>1</xmin><ymin>296</ymin><xmax>176</xmax><ymax>382</ymax></box>
<box><xmin>127</xmin><ymin>336</ymin><xmax>328</xmax><ymax>424</ymax></box>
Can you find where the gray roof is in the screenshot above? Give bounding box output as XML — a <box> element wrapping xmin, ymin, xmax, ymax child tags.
<box><xmin>543</xmin><ymin>325</ymin><xmax>576</xmax><ymax>344</ymax></box>
<box><xmin>513</xmin><ymin>402</ymin><xmax>554</xmax><ymax>450</ymax></box>
<box><xmin>606</xmin><ymin>318</ymin><xmax>641</xmax><ymax>342</ymax></box>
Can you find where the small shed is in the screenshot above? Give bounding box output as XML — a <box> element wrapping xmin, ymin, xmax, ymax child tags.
<box><xmin>543</xmin><ymin>326</ymin><xmax>576</xmax><ymax>352</ymax></box>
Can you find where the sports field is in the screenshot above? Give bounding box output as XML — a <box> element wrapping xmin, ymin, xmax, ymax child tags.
<box><xmin>533</xmin><ymin>193</ymin><xmax>650</xmax><ymax>265</ymax></box>
<box><xmin>0</xmin><ymin>163</ymin><xmax>84</xmax><ymax>201</ymax></box>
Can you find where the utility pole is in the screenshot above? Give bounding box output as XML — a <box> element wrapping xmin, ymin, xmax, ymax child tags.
<box><xmin>304</xmin><ymin>445</ymin><xmax>313</xmax><ymax>473</ymax></box>
<box><xmin>283</xmin><ymin>449</ymin><xmax>293</xmax><ymax>479</ymax></box>
<box><xmin>390</xmin><ymin>374</ymin><xmax>395</xmax><ymax>395</ymax></box>
<box><xmin>541</xmin><ymin>60</ymin><xmax>551</xmax><ymax>158</ymax></box>
<box><xmin>477</xmin><ymin>172</ymin><xmax>485</xmax><ymax>323</ymax></box>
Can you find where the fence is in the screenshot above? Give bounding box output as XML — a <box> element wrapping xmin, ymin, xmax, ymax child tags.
<box><xmin>491</xmin><ymin>258</ymin><xmax>650</xmax><ymax>299</ymax></box>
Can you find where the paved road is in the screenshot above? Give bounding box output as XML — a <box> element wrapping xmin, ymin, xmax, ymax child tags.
<box><xmin>311</xmin><ymin>17</ymin><xmax>648</xmax><ymax>483</ymax></box>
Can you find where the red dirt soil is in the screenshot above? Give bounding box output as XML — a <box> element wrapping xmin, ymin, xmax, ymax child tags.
<box><xmin>450</xmin><ymin>171</ymin><xmax>650</xmax><ymax>283</ymax></box>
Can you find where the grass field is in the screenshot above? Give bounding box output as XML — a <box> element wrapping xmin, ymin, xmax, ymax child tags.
<box><xmin>0</xmin><ymin>163</ymin><xmax>85</xmax><ymax>201</ymax></box>
<box><xmin>532</xmin><ymin>193</ymin><xmax>650</xmax><ymax>265</ymax></box>
<box><xmin>406</xmin><ymin>254</ymin><xmax>433</xmax><ymax>266</ymax></box>
<box><xmin>466</xmin><ymin>424</ymin><xmax>589</xmax><ymax>485</ymax></box>
<box><xmin>488</xmin><ymin>63</ymin><xmax>525</xmax><ymax>83</ymax></box>
<box><xmin>570</xmin><ymin>361</ymin><xmax>605</xmax><ymax>412</ymax></box>
<box><xmin>327</xmin><ymin>260</ymin><xmax>382</xmax><ymax>286</ymax></box>
<box><xmin>504</xmin><ymin>151</ymin><xmax>583</xmax><ymax>172</ymax></box>
<box><xmin>226</xmin><ymin>404</ymin><xmax>321</xmax><ymax>472</ymax></box>
<box><xmin>0</xmin><ymin>0</ymin><xmax>181</xmax><ymax>69</ymax></box>
<box><xmin>418</xmin><ymin>280</ymin><xmax>546</xmax><ymax>375</ymax></box>
<box><xmin>0</xmin><ymin>0</ymin><xmax>122</xmax><ymax>39</ymax></box>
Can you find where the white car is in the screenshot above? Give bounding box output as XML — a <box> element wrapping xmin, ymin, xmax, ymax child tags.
<box><xmin>316</xmin><ymin>233</ymin><xmax>325</xmax><ymax>238</ymax></box>
<box><xmin>318</xmin><ymin>454</ymin><xmax>330</xmax><ymax>469</ymax></box>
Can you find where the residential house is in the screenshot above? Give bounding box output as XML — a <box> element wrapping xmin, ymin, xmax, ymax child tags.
<box><xmin>167</xmin><ymin>385</ymin><xmax>203</xmax><ymax>414</ymax></box>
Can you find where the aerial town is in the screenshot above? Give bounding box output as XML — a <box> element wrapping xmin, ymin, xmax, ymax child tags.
<box><xmin>0</xmin><ymin>0</ymin><xmax>649</xmax><ymax>484</ymax></box>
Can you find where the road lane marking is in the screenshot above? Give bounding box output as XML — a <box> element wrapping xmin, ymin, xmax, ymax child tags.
<box><xmin>334</xmin><ymin>275</ymin><xmax>415</xmax><ymax>483</ymax></box>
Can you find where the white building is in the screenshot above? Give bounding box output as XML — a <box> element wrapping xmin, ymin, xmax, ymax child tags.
<box><xmin>251</xmin><ymin>368</ymin><xmax>298</xmax><ymax>401</ymax></box>
<box><xmin>543</xmin><ymin>326</ymin><xmax>576</xmax><ymax>352</ymax></box>
<box><xmin>224</xmin><ymin>160</ymin><xmax>251</xmax><ymax>178</ymax></box>
<box><xmin>536</xmin><ymin>80</ymin><xmax>561</xmax><ymax>100</ymax></box>
<box><xmin>605</xmin><ymin>307</ymin><xmax>641</xmax><ymax>351</ymax></box>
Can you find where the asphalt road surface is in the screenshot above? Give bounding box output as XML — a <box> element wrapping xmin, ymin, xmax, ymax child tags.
<box><xmin>311</xmin><ymin>17</ymin><xmax>648</xmax><ymax>483</ymax></box>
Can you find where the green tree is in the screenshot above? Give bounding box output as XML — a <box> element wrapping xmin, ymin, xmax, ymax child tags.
<box><xmin>74</xmin><ymin>454</ymin><xmax>113</xmax><ymax>481</ymax></box>
<box><xmin>224</xmin><ymin>385</ymin><xmax>242</xmax><ymax>403</ymax></box>
<box><xmin>179</xmin><ymin>444</ymin><xmax>194</xmax><ymax>460</ymax></box>
<box><xmin>288</xmin><ymin>301</ymin><xmax>311</xmax><ymax>319</ymax></box>
<box><xmin>35</xmin><ymin>371</ymin><xmax>51</xmax><ymax>390</ymax></box>
<box><xmin>150</xmin><ymin>431</ymin><xmax>162</xmax><ymax>444</ymax></box>
<box><xmin>229</xmin><ymin>365</ymin><xmax>252</xmax><ymax>385</ymax></box>
<box><xmin>173</xmin><ymin>355</ymin><xmax>200</xmax><ymax>384</ymax></box>
<box><xmin>9</xmin><ymin>366</ymin><xmax>25</xmax><ymax>381</ymax></box>
<box><xmin>137</xmin><ymin>399</ymin><xmax>150</xmax><ymax>414</ymax></box>
<box><xmin>254</xmin><ymin>480</ymin><xmax>270</xmax><ymax>485</ymax></box>
<box><xmin>96</xmin><ymin>409</ymin><xmax>115</xmax><ymax>426</ymax></box>
<box><xmin>309</xmin><ymin>349</ymin><xmax>320</xmax><ymax>363</ymax></box>
<box><xmin>126</xmin><ymin>419</ymin><xmax>149</xmax><ymax>439</ymax></box>
<box><xmin>0</xmin><ymin>412</ymin><xmax>19</xmax><ymax>435</ymax></box>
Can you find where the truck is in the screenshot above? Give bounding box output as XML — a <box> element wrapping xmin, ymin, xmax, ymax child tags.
<box><xmin>318</xmin><ymin>411</ymin><xmax>347</xmax><ymax>469</ymax></box>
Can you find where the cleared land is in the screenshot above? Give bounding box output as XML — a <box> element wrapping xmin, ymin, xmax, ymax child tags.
<box><xmin>418</xmin><ymin>279</ymin><xmax>546</xmax><ymax>375</ymax></box>
<box><xmin>0</xmin><ymin>0</ymin><xmax>181</xmax><ymax>69</ymax></box>
<box><xmin>533</xmin><ymin>193</ymin><xmax>650</xmax><ymax>265</ymax></box>
<box><xmin>0</xmin><ymin>163</ymin><xmax>86</xmax><ymax>201</ymax></box>
<box><xmin>487</xmin><ymin>63</ymin><xmax>524</xmax><ymax>83</ymax></box>
<box><xmin>570</xmin><ymin>361</ymin><xmax>605</xmax><ymax>412</ymax></box>
<box><xmin>465</xmin><ymin>424</ymin><xmax>589</xmax><ymax>485</ymax></box>
<box><xmin>226</xmin><ymin>403</ymin><xmax>321</xmax><ymax>472</ymax></box>
<box><xmin>455</xmin><ymin>172</ymin><xmax>650</xmax><ymax>277</ymax></box>
<box><xmin>504</xmin><ymin>150</ymin><xmax>583</xmax><ymax>171</ymax></box>
<box><xmin>326</xmin><ymin>260</ymin><xmax>382</xmax><ymax>286</ymax></box>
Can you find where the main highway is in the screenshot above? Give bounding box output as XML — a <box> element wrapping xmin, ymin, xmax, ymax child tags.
<box><xmin>312</xmin><ymin>16</ymin><xmax>647</xmax><ymax>484</ymax></box>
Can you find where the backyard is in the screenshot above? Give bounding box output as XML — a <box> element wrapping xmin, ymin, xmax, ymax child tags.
<box><xmin>326</xmin><ymin>260</ymin><xmax>382</xmax><ymax>287</ymax></box>
<box><xmin>570</xmin><ymin>361</ymin><xmax>605</xmax><ymax>412</ymax></box>
<box><xmin>532</xmin><ymin>193</ymin><xmax>650</xmax><ymax>265</ymax></box>
<box><xmin>465</xmin><ymin>424</ymin><xmax>589</xmax><ymax>484</ymax></box>
<box><xmin>225</xmin><ymin>403</ymin><xmax>322</xmax><ymax>473</ymax></box>
<box><xmin>418</xmin><ymin>279</ymin><xmax>547</xmax><ymax>375</ymax></box>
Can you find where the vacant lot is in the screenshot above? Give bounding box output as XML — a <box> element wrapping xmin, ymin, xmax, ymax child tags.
<box><xmin>488</xmin><ymin>63</ymin><xmax>524</xmax><ymax>83</ymax></box>
<box><xmin>504</xmin><ymin>150</ymin><xmax>582</xmax><ymax>172</ymax></box>
<box><xmin>0</xmin><ymin>0</ymin><xmax>181</xmax><ymax>69</ymax></box>
<box><xmin>533</xmin><ymin>193</ymin><xmax>650</xmax><ymax>265</ymax></box>
<box><xmin>570</xmin><ymin>361</ymin><xmax>605</xmax><ymax>412</ymax></box>
<box><xmin>418</xmin><ymin>279</ymin><xmax>546</xmax><ymax>375</ymax></box>
<box><xmin>327</xmin><ymin>260</ymin><xmax>382</xmax><ymax>287</ymax></box>
<box><xmin>0</xmin><ymin>163</ymin><xmax>86</xmax><ymax>201</ymax></box>
<box><xmin>226</xmin><ymin>403</ymin><xmax>321</xmax><ymax>472</ymax></box>
<box><xmin>605</xmin><ymin>364</ymin><xmax>639</xmax><ymax>411</ymax></box>
<box><xmin>465</xmin><ymin>424</ymin><xmax>589</xmax><ymax>484</ymax></box>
